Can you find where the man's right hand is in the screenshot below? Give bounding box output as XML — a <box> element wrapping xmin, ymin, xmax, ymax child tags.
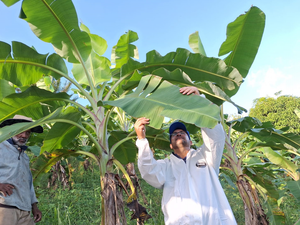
<box><xmin>134</xmin><ymin>117</ymin><xmax>150</xmax><ymax>140</ymax></box>
<box><xmin>0</xmin><ymin>183</ymin><xmax>14</xmax><ymax>197</ymax></box>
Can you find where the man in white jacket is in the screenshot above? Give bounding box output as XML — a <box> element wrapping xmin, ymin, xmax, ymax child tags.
<box><xmin>134</xmin><ymin>87</ymin><xmax>237</xmax><ymax>225</ymax></box>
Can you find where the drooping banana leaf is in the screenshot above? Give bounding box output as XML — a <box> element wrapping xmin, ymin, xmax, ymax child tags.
<box><xmin>219</xmin><ymin>6</ymin><xmax>265</xmax><ymax>78</ymax></box>
<box><xmin>0</xmin><ymin>86</ymin><xmax>69</xmax><ymax>122</ymax></box>
<box><xmin>262</xmin><ymin>147</ymin><xmax>299</xmax><ymax>180</ymax></box>
<box><xmin>119</xmin><ymin>67</ymin><xmax>246</xmax><ymax>113</ymax></box>
<box><xmin>227</xmin><ymin>116</ymin><xmax>263</xmax><ymax>132</ymax></box>
<box><xmin>117</xmin><ymin>48</ymin><xmax>243</xmax><ymax>97</ymax></box>
<box><xmin>20</xmin><ymin>0</ymin><xmax>91</xmax><ymax>63</ymax></box>
<box><xmin>229</xmin><ymin>117</ymin><xmax>300</xmax><ymax>151</ymax></box>
<box><xmin>245</xmin><ymin>167</ymin><xmax>279</xmax><ymax>199</ymax></box>
<box><xmin>104</xmin><ymin>75</ymin><xmax>220</xmax><ymax>129</ymax></box>
<box><xmin>253</xmin><ymin>130</ymin><xmax>300</xmax><ymax>151</ymax></box>
<box><xmin>0</xmin><ymin>107</ymin><xmax>83</xmax><ymax>143</ymax></box>
<box><xmin>152</xmin><ymin>68</ymin><xmax>246</xmax><ymax>112</ymax></box>
<box><xmin>40</xmin><ymin>106</ymin><xmax>82</xmax><ymax>154</ymax></box>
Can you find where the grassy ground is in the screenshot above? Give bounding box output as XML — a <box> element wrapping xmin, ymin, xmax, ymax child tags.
<box><xmin>34</xmin><ymin>157</ymin><xmax>299</xmax><ymax>225</ymax></box>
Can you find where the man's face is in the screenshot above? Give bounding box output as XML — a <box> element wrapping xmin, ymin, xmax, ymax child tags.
<box><xmin>12</xmin><ymin>130</ymin><xmax>31</xmax><ymax>146</ymax></box>
<box><xmin>170</xmin><ymin>129</ymin><xmax>192</xmax><ymax>150</ymax></box>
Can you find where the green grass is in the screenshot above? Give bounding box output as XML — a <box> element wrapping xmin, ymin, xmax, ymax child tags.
<box><xmin>33</xmin><ymin>157</ymin><xmax>300</xmax><ymax>225</ymax></box>
<box><xmin>36</xmin><ymin>162</ymin><xmax>102</xmax><ymax>225</ymax></box>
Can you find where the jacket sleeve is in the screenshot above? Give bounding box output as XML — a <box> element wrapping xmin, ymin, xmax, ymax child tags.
<box><xmin>136</xmin><ymin>138</ymin><xmax>167</xmax><ymax>189</ymax></box>
<box><xmin>201</xmin><ymin>123</ymin><xmax>225</xmax><ymax>175</ymax></box>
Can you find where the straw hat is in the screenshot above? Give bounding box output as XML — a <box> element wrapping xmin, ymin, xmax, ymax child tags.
<box><xmin>0</xmin><ymin>115</ymin><xmax>43</xmax><ymax>133</ymax></box>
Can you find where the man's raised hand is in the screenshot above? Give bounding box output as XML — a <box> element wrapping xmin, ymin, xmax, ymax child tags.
<box><xmin>179</xmin><ymin>86</ymin><xmax>200</xmax><ymax>96</ymax></box>
<box><xmin>134</xmin><ymin>118</ymin><xmax>150</xmax><ymax>140</ymax></box>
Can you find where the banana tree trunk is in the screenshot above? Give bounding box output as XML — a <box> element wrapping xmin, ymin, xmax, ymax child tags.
<box><xmin>101</xmin><ymin>172</ymin><xmax>126</xmax><ymax>225</ymax></box>
<box><xmin>236</xmin><ymin>175</ymin><xmax>269</xmax><ymax>225</ymax></box>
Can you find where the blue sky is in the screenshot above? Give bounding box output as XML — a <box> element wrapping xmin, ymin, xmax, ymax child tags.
<box><xmin>1</xmin><ymin>0</ymin><xmax>299</xmax><ymax>116</ymax></box>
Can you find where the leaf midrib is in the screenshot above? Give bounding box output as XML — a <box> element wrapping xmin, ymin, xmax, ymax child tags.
<box><xmin>41</xmin><ymin>0</ymin><xmax>83</xmax><ymax>64</ymax></box>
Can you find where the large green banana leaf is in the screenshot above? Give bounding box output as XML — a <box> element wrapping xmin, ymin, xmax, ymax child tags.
<box><xmin>219</xmin><ymin>6</ymin><xmax>265</xmax><ymax>78</ymax></box>
<box><xmin>245</xmin><ymin>167</ymin><xmax>279</xmax><ymax>199</ymax></box>
<box><xmin>228</xmin><ymin>117</ymin><xmax>300</xmax><ymax>150</ymax></box>
<box><xmin>0</xmin><ymin>79</ymin><xmax>15</xmax><ymax>100</ymax></box>
<box><xmin>108</xmin><ymin>131</ymin><xmax>137</xmax><ymax>165</ymax></box>
<box><xmin>116</xmin><ymin>48</ymin><xmax>243</xmax><ymax>97</ymax></box>
<box><xmin>0</xmin><ymin>41</ymin><xmax>67</xmax><ymax>87</ymax></box>
<box><xmin>188</xmin><ymin>31</ymin><xmax>207</xmax><ymax>56</ymax></box>
<box><xmin>262</xmin><ymin>147</ymin><xmax>299</xmax><ymax>180</ymax></box>
<box><xmin>80</xmin><ymin>23</ymin><xmax>108</xmax><ymax>56</ymax></box>
<box><xmin>111</xmin><ymin>30</ymin><xmax>140</xmax><ymax>95</ymax></box>
<box><xmin>20</xmin><ymin>0</ymin><xmax>91</xmax><ymax>63</ymax></box>
<box><xmin>108</xmin><ymin>128</ymin><xmax>171</xmax><ymax>165</ymax></box>
<box><xmin>0</xmin><ymin>86</ymin><xmax>69</xmax><ymax>121</ymax></box>
<box><xmin>104</xmin><ymin>75</ymin><xmax>220</xmax><ymax>129</ymax></box>
<box><xmin>287</xmin><ymin>180</ymin><xmax>300</xmax><ymax>202</ymax></box>
<box><xmin>0</xmin><ymin>107</ymin><xmax>84</xmax><ymax>144</ymax></box>
<box><xmin>40</xmin><ymin>107</ymin><xmax>82</xmax><ymax>154</ymax></box>
<box><xmin>252</xmin><ymin>130</ymin><xmax>300</xmax><ymax>151</ymax></box>
<box><xmin>111</xmin><ymin>30</ymin><xmax>139</xmax><ymax>69</ymax></box>
<box><xmin>121</xmin><ymin>68</ymin><xmax>246</xmax><ymax>112</ymax></box>
<box><xmin>227</xmin><ymin>116</ymin><xmax>262</xmax><ymax>132</ymax></box>
<box><xmin>189</xmin><ymin>29</ymin><xmax>249</xmax><ymax>111</ymax></box>
<box><xmin>72</xmin><ymin>24</ymin><xmax>111</xmax><ymax>88</ymax></box>
<box><xmin>72</xmin><ymin>51</ymin><xmax>111</xmax><ymax>87</ymax></box>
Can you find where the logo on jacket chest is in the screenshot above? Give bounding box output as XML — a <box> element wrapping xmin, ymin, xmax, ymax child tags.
<box><xmin>195</xmin><ymin>159</ymin><xmax>206</xmax><ymax>168</ymax></box>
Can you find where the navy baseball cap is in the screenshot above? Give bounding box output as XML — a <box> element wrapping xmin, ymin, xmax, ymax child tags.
<box><xmin>169</xmin><ymin>122</ymin><xmax>190</xmax><ymax>142</ymax></box>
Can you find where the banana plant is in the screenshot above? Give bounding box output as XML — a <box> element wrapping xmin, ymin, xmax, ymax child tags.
<box><xmin>223</xmin><ymin>116</ymin><xmax>300</xmax><ymax>225</ymax></box>
<box><xmin>0</xmin><ymin>1</ymin><xmax>265</xmax><ymax>224</ymax></box>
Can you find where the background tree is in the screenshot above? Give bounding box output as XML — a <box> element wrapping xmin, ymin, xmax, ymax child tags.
<box><xmin>249</xmin><ymin>95</ymin><xmax>300</xmax><ymax>134</ymax></box>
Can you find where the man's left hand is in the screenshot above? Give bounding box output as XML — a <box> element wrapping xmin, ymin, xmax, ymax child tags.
<box><xmin>32</xmin><ymin>203</ymin><xmax>42</xmax><ymax>222</ymax></box>
<box><xmin>179</xmin><ymin>86</ymin><xmax>200</xmax><ymax>96</ymax></box>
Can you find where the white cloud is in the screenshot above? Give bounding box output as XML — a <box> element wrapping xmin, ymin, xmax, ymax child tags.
<box><xmin>247</xmin><ymin>67</ymin><xmax>300</xmax><ymax>98</ymax></box>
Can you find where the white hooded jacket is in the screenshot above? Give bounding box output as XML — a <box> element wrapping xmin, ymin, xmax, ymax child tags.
<box><xmin>136</xmin><ymin>123</ymin><xmax>237</xmax><ymax>225</ymax></box>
